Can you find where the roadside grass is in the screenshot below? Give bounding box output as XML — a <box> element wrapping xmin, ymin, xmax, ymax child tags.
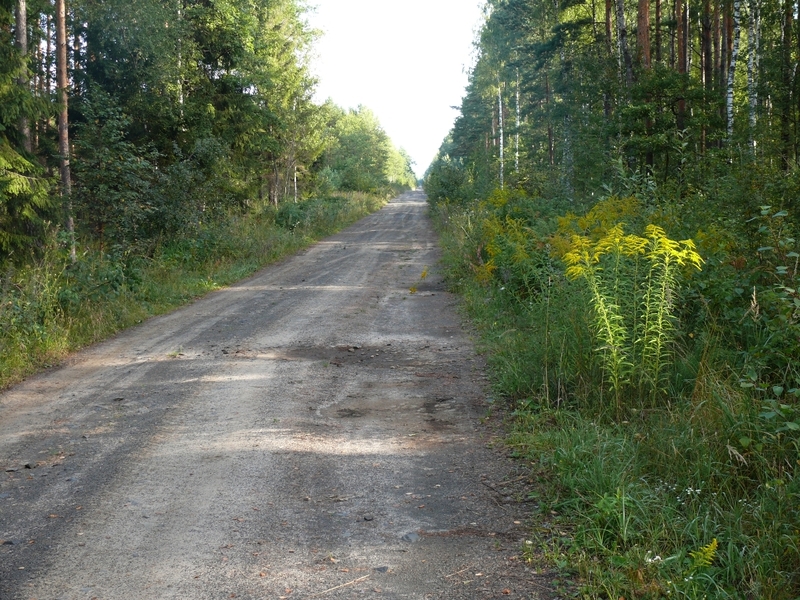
<box><xmin>0</xmin><ymin>192</ymin><xmax>387</xmax><ymax>389</ymax></box>
<box><xmin>432</xmin><ymin>199</ymin><xmax>800</xmax><ymax>599</ymax></box>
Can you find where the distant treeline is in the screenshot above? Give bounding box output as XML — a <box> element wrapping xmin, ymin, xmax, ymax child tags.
<box><xmin>1</xmin><ymin>0</ymin><xmax>416</xmax><ymax>260</ymax></box>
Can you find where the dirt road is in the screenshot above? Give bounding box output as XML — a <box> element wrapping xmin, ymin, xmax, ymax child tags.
<box><xmin>0</xmin><ymin>191</ymin><xmax>551</xmax><ymax>599</ymax></box>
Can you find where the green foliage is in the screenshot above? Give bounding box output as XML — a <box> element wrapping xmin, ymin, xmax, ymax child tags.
<box><xmin>0</xmin><ymin>190</ymin><xmax>386</xmax><ymax>389</ymax></box>
<box><xmin>561</xmin><ymin>202</ymin><xmax>703</xmax><ymax>411</ymax></box>
<box><xmin>0</xmin><ymin>140</ymin><xmax>54</xmax><ymax>258</ymax></box>
<box><xmin>319</xmin><ymin>105</ymin><xmax>415</xmax><ymax>195</ymax></box>
<box><xmin>428</xmin><ymin>0</ymin><xmax>800</xmax><ymax>597</ymax></box>
<box><xmin>432</xmin><ymin>184</ymin><xmax>799</xmax><ymax>598</ymax></box>
<box><xmin>73</xmin><ymin>88</ymin><xmax>161</xmax><ymax>250</ymax></box>
<box><xmin>0</xmin><ymin>3</ymin><xmax>54</xmax><ymax>260</ymax></box>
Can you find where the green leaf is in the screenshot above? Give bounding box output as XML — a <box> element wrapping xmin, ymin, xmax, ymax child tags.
<box><xmin>738</xmin><ymin>436</ymin><xmax>752</xmax><ymax>448</ymax></box>
<box><xmin>773</xmin><ymin>386</ymin><xmax>784</xmax><ymax>397</ymax></box>
<box><xmin>772</xmin><ymin>210</ymin><xmax>789</xmax><ymax>218</ymax></box>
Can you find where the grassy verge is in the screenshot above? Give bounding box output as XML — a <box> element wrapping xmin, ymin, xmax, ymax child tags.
<box><xmin>432</xmin><ymin>198</ymin><xmax>799</xmax><ymax>599</ymax></box>
<box><xmin>0</xmin><ymin>192</ymin><xmax>387</xmax><ymax>389</ymax></box>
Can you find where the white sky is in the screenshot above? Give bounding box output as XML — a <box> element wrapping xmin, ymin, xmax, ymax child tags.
<box><xmin>305</xmin><ymin>1</ymin><xmax>485</xmax><ymax>178</ymax></box>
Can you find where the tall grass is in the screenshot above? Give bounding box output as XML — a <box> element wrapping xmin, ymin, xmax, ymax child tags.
<box><xmin>431</xmin><ymin>196</ymin><xmax>800</xmax><ymax>599</ymax></box>
<box><xmin>0</xmin><ymin>192</ymin><xmax>386</xmax><ymax>389</ymax></box>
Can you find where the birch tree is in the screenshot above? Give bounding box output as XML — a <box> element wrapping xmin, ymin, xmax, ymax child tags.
<box><xmin>727</xmin><ymin>0</ymin><xmax>742</xmax><ymax>140</ymax></box>
<box><xmin>747</xmin><ymin>0</ymin><xmax>761</xmax><ymax>150</ymax></box>
<box><xmin>55</xmin><ymin>0</ymin><xmax>75</xmax><ymax>262</ymax></box>
<box><xmin>616</xmin><ymin>0</ymin><xmax>634</xmax><ymax>85</ymax></box>
<box><xmin>15</xmin><ymin>0</ymin><xmax>31</xmax><ymax>153</ymax></box>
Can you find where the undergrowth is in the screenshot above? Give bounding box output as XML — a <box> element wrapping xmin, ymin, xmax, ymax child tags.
<box><xmin>0</xmin><ymin>192</ymin><xmax>386</xmax><ymax>389</ymax></box>
<box><xmin>431</xmin><ymin>183</ymin><xmax>799</xmax><ymax>598</ymax></box>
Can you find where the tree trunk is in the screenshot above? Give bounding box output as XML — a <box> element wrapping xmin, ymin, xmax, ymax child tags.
<box><xmin>515</xmin><ymin>69</ymin><xmax>520</xmax><ymax>173</ymax></box>
<box><xmin>616</xmin><ymin>0</ymin><xmax>634</xmax><ymax>85</ymax></box>
<box><xmin>676</xmin><ymin>0</ymin><xmax>686</xmax><ymax>129</ymax></box>
<box><xmin>637</xmin><ymin>0</ymin><xmax>652</xmax><ymax>69</ymax></box>
<box><xmin>606</xmin><ymin>0</ymin><xmax>614</xmax><ymax>55</ymax></box>
<box><xmin>720</xmin><ymin>2</ymin><xmax>728</xmax><ymax>90</ymax></box>
<box><xmin>56</xmin><ymin>0</ymin><xmax>75</xmax><ymax>262</ymax></box>
<box><xmin>747</xmin><ymin>0</ymin><xmax>761</xmax><ymax>151</ymax></box>
<box><xmin>15</xmin><ymin>0</ymin><xmax>32</xmax><ymax>153</ymax></box>
<box><xmin>71</xmin><ymin>10</ymin><xmax>81</xmax><ymax>97</ymax></box>
<box><xmin>713</xmin><ymin>1</ymin><xmax>720</xmax><ymax>87</ymax></box>
<box><xmin>46</xmin><ymin>13</ymin><xmax>52</xmax><ymax>96</ymax></box>
<box><xmin>780</xmin><ymin>0</ymin><xmax>794</xmax><ymax>168</ymax></box>
<box><xmin>498</xmin><ymin>82</ymin><xmax>504</xmax><ymax>189</ymax></box>
<box><xmin>546</xmin><ymin>72</ymin><xmax>554</xmax><ymax>166</ymax></box>
<box><xmin>702</xmin><ymin>0</ymin><xmax>713</xmax><ymax>90</ymax></box>
<box><xmin>655</xmin><ymin>0</ymin><xmax>662</xmax><ymax>63</ymax></box>
<box><xmin>726</xmin><ymin>0</ymin><xmax>741</xmax><ymax>140</ymax></box>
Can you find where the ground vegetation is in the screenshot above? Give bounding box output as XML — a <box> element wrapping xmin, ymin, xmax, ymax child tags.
<box><xmin>427</xmin><ymin>0</ymin><xmax>800</xmax><ymax>597</ymax></box>
<box><xmin>0</xmin><ymin>0</ymin><xmax>415</xmax><ymax>386</ymax></box>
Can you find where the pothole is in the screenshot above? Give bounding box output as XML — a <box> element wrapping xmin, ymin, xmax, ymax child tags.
<box><xmin>336</xmin><ymin>408</ymin><xmax>367</xmax><ymax>418</ymax></box>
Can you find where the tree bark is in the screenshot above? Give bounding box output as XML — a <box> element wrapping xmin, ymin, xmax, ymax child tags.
<box><xmin>780</xmin><ymin>0</ymin><xmax>794</xmax><ymax>168</ymax></box>
<box><xmin>46</xmin><ymin>13</ymin><xmax>52</xmax><ymax>97</ymax></box>
<box><xmin>546</xmin><ymin>72</ymin><xmax>554</xmax><ymax>166</ymax></box>
<box><xmin>713</xmin><ymin>1</ymin><xmax>721</xmax><ymax>87</ymax></box>
<box><xmin>15</xmin><ymin>0</ymin><xmax>32</xmax><ymax>153</ymax></box>
<box><xmin>676</xmin><ymin>0</ymin><xmax>686</xmax><ymax>129</ymax></box>
<box><xmin>702</xmin><ymin>0</ymin><xmax>713</xmax><ymax>90</ymax></box>
<box><xmin>56</xmin><ymin>0</ymin><xmax>75</xmax><ymax>262</ymax></box>
<box><xmin>616</xmin><ymin>0</ymin><xmax>634</xmax><ymax>85</ymax></box>
<box><xmin>498</xmin><ymin>81</ymin><xmax>504</xmax><ymax>189</ymax></box>
<box><xmin>637</xmin><ymin>0</ymin><xmax>652</xmax><ymax>69</ymax></box>
<box><xmin>747</xmin><ymin>0</ymin><xmax>761</xmax><ymax>151</ymax></box>
<box><xmin>71</xmin><ymin>9</ymin><xmax>81</xmax><ymax>97</ymax></box>
<box><xmin>726</xmin><ymin>0</ymin><xmax>741</xmax><ymax>140</ymax></box>
<box><xmin>655</xmin><ymin>0</ymin><xmax>662</xmax><ymax>63</ymax></box>
<box><xmin>515</xmin><ymin>69</ymin><xmax>520</xmax><ymax>173</ymax></box>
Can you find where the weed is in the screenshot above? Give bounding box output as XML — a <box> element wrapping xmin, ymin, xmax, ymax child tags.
<box><xmin>432</xmin><ymin>190</ymin><xmax>800</xmax><ymax>599</ymax></box>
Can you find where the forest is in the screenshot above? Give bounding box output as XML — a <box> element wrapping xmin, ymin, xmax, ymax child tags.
<box><xmin>425</xmin><ymin>0</ymin><xmax>799</xmax><ymax>597</ymax></box>
<box><xmin>0</xmin><ymin>0</ymin><xmax>415</xmax><ymax>383</ymax></box>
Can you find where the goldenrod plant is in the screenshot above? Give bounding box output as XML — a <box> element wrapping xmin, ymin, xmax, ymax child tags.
<box><xmin>431</xmin><ymin>186</ymin><xmax>800</xmax><ymax>598</ymax></box>
<box><xmin>561</xmin><ymin>202</ymin><xmax>702</xmax><ymax>412</ymax></box>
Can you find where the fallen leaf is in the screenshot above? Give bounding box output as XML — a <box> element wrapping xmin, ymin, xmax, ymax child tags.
<box><xmin>502</xmin><ymin>589</ymin><xmax>511</xmax><ymax>595</ymax></box>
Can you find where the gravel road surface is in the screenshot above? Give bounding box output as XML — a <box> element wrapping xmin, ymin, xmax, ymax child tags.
<box><xmin>0</xmin><ymin>191</ymin><xmax>553</xmax><ymax>599</ymax></box>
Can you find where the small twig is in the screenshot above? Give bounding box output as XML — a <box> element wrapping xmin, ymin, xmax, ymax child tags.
<box><xmin>501</xmin><ymin>475</ymin><xmax>529</xmax><ymax>484</ymax></box>
<box><xmin>444</xmin><ymin>564</ymin><xmax>475</xmax><ymax>579</ymax></box>
<box><xmin>307</xmin><ymin>575</ymin><xmax>370</xmax><ymax>597</ymax></box>
<box><xmin>480</xmin><ymin>480</ymin><xmax>500</xmax><ymax>493</ymax></box>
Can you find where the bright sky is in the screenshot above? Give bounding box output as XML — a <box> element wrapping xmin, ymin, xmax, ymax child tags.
<box><xmin>305</xmin><ymin>1</ymin><xmax>485</xmax><ymax>178</ymax></box>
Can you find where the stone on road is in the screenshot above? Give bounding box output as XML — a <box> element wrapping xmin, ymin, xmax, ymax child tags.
<box><xmin>0</xmin><ymin>191</ymin><xmax>549</xmax><ymax>599</ymax></box>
